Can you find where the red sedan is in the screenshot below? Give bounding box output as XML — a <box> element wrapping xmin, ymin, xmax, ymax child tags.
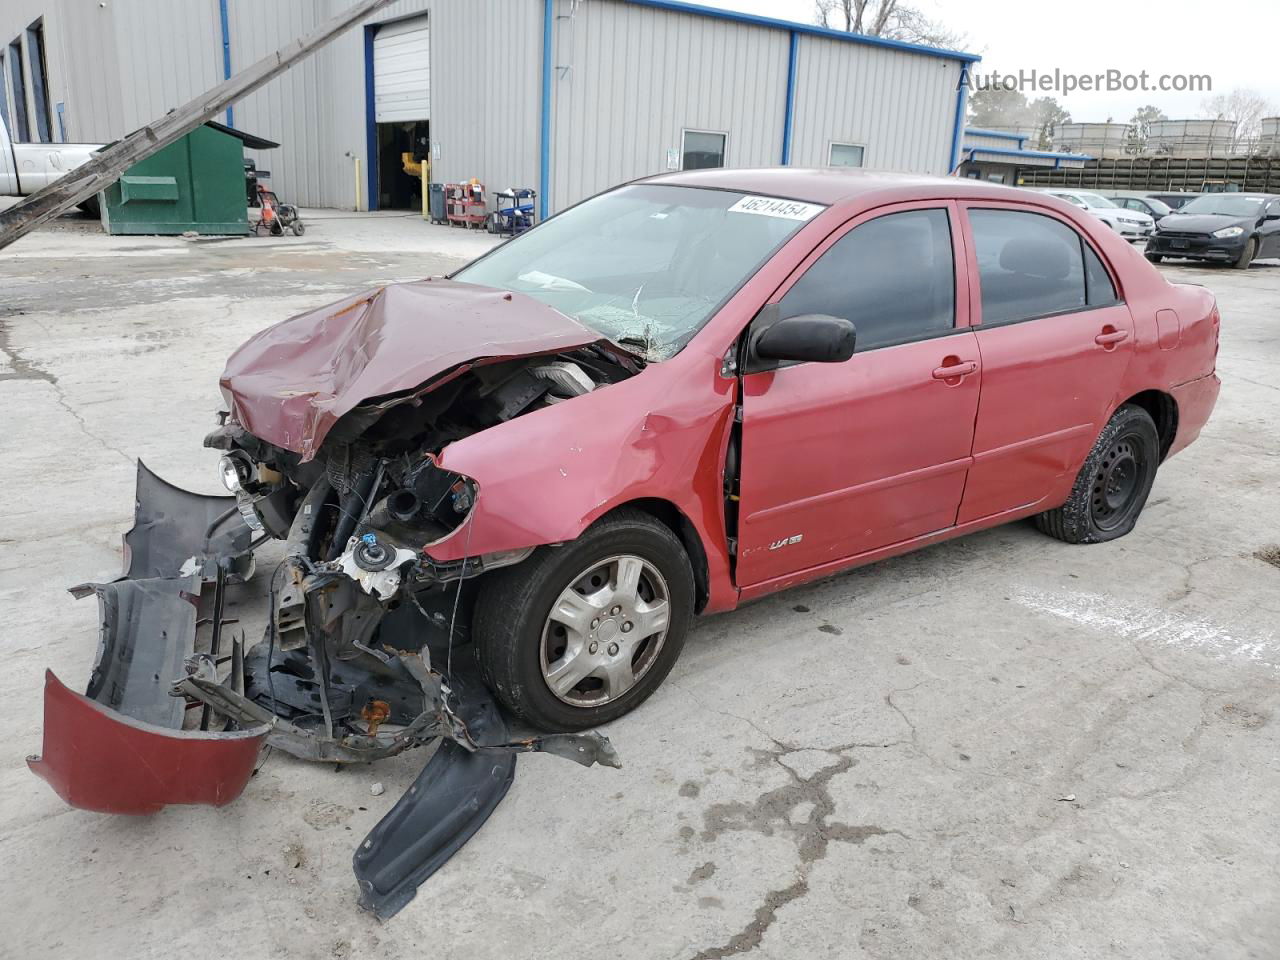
<box><xmin>31</xmin><ymin>168</ymin><xmax>1221</xmax><ymax>915</ymax></box>
<box><xmin>220</xmin><ymin>168</ymin><xmax>1220</xmax><ymax>733</ymax></box>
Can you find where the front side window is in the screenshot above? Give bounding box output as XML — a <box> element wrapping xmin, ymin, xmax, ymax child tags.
<box><xmin>828</xmin><ymin>142</ymin><xmax>865</xmax><ymax>168</ymax></box>
<box><xmin>682</xmin><ymin>130</ymin><xmax>726</xmax><ymax>170</ymax></box>
<box><xmin>778</xmin><ymin>208</ymin><xmax>955</xmax><ymax>353</ymax></box>
<box><xmin>454</xmin><ymin>184</ymin><xmax>820</xmax><ymax>359</ymax></box>
<box><xmin>969</xmin><ymin>209</ymin><xmax>1088</xmax><ymax>325</ymax></box>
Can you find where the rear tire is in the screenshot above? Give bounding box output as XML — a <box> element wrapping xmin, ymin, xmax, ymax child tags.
<box><xmin>473</xmin><ymin>509</ymin><xmax>695</xmax><ymax>731</ymax></box>
<box><xmin>1034</xmin><ymin>404</ymin><xmax>1160</xmax><ymax>544</ymax></box>
<box><xmin>1145</xmin><ymin>252</ymin><xmax>1163</xmax><ymax>263</ymax></box>
<box><xmin>1232</xmin><ymin>238</ymin><xmax>1256</xmax><ymax>270</ymax></box>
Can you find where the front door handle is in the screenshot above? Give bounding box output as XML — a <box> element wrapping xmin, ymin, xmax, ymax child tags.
<box><xmin>1095</xmin><ymin>328</ymin><xmax>1129</xmax><ymax>347</ymax></box>
<box><xmin>932</xmin><ymin>359</ymin><xmax>978</xmax><ymax>380</ymax></box>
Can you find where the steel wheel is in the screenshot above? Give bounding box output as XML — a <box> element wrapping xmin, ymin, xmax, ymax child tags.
<box><xmin>1090</xmin><ymin>434</ymin><xmax>1145</xmax><ymax>531</ymax></box>
<box><xmin>539</xmin><ymin>554</ymin><xmax>671</xmax><ymax>707</ymax></box>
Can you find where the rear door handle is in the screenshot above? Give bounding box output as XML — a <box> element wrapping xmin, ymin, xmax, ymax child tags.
<box><xmin>1095</xmin><ymin>329</ymin><xmax>1129</xmax><ymax>346</ymax></box>
<box><xmin>932</xmin><ymin>360</ymin><xmax>977</xmax><ymax>380</ymax></box>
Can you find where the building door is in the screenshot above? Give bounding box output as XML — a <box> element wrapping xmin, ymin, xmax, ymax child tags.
<box><xmin>373</xmin><ymin>16</ymin><xmax>430</xmax><ymax>210</ymax></box>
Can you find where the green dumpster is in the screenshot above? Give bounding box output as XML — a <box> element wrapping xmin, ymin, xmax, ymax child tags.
<box><xmin>101</xmin><ymin>122</ymin><xmax>277</xmax><ymax>236</ymax></box>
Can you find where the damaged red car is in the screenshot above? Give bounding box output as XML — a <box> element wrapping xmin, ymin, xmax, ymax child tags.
<box><xmin>30</xmin><ymin>168</ymin><xmax>1220</xmax><ymax>917</ymax></box>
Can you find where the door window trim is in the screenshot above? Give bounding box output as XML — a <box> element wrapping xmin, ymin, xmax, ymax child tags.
<box><xmin>743</xmin><ymin>200</ymin><xmax>973</xmax><ymax>367</ymax></box>
<box><xmin>957</xmin><ymin>200</ymin><xmax>1127</xmax><ymax>329</ymax></box>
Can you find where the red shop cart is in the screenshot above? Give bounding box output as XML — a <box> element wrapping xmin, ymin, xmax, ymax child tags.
<box><xmin>445</xmin><ymin>181</ymin><xmax>487</xmax><ymax>229</ymax></box>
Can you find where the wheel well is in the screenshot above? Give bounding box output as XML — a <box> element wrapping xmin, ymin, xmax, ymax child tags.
<box><xmin>1123</xmin><ymin>390</ymin><xmax>1178</xmax><ymax>461</ymax></box>
<box><xmin>605</xmin><ymin>498</ymin><xmax>711</xmax><ymax>613</ymax></box>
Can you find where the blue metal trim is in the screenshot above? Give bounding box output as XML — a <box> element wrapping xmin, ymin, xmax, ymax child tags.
<box><xmin>948</xmin><ymin>63</ymin><xmax>968</xmax><ymax>173</ymax></box>
<box><xmin>963</xmin><ymin>127</ymin><xmax>1023</xmax><ymax>141</ymax></box>
<box><xmin>218</xmin><ymin>0</ymin><xmax>233</xmax><ymax>127</ymax></box>
<box><xmin>622</xmin><ymin>0</ymin><xmax>981</xmax><ymax>63</ymax></box>
<box><xmin>363</xmin><ymin>24</ymin><xmax>378</xmax><ymax>211</ymax></box>
<box><xmin>539</xmin><ymin>0</ymin><xmax>553</xmax><ymax>220</ymax></box>
<box><xmin>55</xmin><ymin>100</ymin><xmax>65</xmax><ymax>141</ymax></box>
<box><xmin>964</xmin><ymin>144</ymin><xmax>1094</xmax><ymax>161</ymax></box>
<box><xmin>780</xmin><ymin>30</ymin><xmax>798</xmax><ymax>165</ymax></box>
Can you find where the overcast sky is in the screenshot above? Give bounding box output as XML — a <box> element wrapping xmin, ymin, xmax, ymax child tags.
<box><xmin>696</xmin><ymin>0</ymin><xmax>1280</xmax><ymax>123</ymax></box>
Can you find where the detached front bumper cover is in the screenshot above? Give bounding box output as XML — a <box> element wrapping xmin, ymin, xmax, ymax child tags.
<box><xmin>28</xmin><ymin>462</ymin><xmax>619</xmax><ymax>920</ymax></box>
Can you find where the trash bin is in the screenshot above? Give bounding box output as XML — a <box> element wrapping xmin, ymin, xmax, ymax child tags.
<box><xmin>101</xmin><ymin>122</ymin><xmax>277</xmax><ymax>236</ymax></box>
<box><xmin>428</xmin><ymin>182</ymin><xmax>446</xmax><ymax>225</ymax></box>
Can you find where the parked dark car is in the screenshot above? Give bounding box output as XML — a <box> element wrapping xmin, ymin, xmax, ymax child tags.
<box><xmin>1148</xmin><ymin>193</ymin><xmax>1203</xmax><ymax>211</ymax></box>
<box><xmin>1110</xmin><ymin>195</ymin><xmax>1174</xmax><ymax>221</ymax></box>
<box><xmin>1146</xmin><ymin>193</ymin><xmax>1280</xmax><ymax>268</ymax></box>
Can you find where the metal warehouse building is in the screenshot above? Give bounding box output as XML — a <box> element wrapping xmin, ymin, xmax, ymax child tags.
<box><xmin>0</xmin><ymin>0</ymin><xmax>978</xmax><ymax>217</ymax></box>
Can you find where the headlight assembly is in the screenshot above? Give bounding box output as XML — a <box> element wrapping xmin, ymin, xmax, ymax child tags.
<box><xmin>218</xmin><ymin>452</ymin><xmax>253</xmax><ymax>492</ymax></box>
<box><xmin>1212</xmin><ymin>226</ymin><xmax>1245</xmax><ymax>239</ymax></box>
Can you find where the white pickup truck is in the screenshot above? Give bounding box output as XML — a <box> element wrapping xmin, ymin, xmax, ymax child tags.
<box><xmin>1</xmin><ymin>113</ymin><xmax>103</xmax><ymax>215</ymax></box>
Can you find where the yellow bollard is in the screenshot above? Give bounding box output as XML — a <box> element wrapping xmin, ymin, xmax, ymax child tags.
<box><xmin>421</xmin><ymin>161</ymin><xmax>429</xmax><ymax>220</ymax></box>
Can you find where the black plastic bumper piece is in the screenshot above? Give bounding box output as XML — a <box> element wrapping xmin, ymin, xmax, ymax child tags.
<box><xmin>353</xmin><ymin>666</ymin><xmax>517</xmax><ymax>920</ymax></box>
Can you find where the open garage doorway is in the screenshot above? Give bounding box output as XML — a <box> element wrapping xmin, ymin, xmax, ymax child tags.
<box><xmin>372</xmin><ymin>15</ymin><xmax>430</xmax><ymax>211</ymax></box>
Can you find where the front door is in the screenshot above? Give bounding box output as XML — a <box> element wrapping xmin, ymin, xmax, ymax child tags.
<box><xmin>736</xmin><ymin>203</ymin><xmax>981</xmax><ymax>588</ymax></box>
<box><xmin>955</xmin><ymin>203</ymin><xmax>1136</xmax><ymax>523</ymax></box>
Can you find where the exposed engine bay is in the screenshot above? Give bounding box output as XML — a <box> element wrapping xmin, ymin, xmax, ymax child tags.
<box><xmin>27</xmin><ymin>281</ymin><xmax>645</xmax><ymax>920</ymax></box>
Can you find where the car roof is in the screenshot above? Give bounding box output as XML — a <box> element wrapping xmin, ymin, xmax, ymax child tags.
<box><xmin>642</xmin><ymin>166</ymin><xmax>1032</xmax><ymax>208</ymax></box>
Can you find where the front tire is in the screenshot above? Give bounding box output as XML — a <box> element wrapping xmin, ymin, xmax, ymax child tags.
<box><xmin>474</xmin><ymin>509</ymin><xmax>695</xmax><ymax>731</ymax></box>
<box><xmin>1232</xmin><ymin>238</ymin><xmax>1256</xmax><ymax>270</ymax></box>
<box><xmin>1034</xmin><ymin>404</ymin><xmax>1160</xmax><ymax>544</ymax></box>
<box><xmin>1145</xmin><ymin>251</ymin><xmax>1163</xmax><ymax>263</ymax></box>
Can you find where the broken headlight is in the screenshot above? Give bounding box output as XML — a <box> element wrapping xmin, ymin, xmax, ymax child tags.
<box><xmin>218</xmin><ymin>452</ymin><xmax>254</xmax><ymax>493</ymax></box>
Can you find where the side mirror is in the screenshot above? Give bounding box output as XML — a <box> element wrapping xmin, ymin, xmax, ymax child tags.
<box><xmin>751</xmin><ymin>308</ymin><xmax>856</xmax><ymax>366</ymax></box>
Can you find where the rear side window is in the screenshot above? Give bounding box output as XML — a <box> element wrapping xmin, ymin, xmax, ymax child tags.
<box><xmin>1083</xmin><ymin>244</ymin><xmax>1118</xmax><ymax>306</ymax></box>
<box><xmin>779</xmin><ymin>208</ymin><xmax>955</xmax><ymax>352</ymax></box>
<box><xmin>969</xmin><ymin>210</ymin><xmax>1087</xmax><ymax>325</ymax></box>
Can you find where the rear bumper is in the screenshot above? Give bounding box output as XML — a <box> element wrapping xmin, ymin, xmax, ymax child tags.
<box><xmin>1168</xmin><ymin>372</ymin><xmax>1221</xmax><ymax>459</ymax></box>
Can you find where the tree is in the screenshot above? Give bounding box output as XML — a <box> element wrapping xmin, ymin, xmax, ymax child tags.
<box><xmin>1125</xmin><ymin>105</ymin><xmax>1167</xmax><ymax>154</ymax></box>
<box><xmin>1028</xmin><ymin>96</ymin><xmax>1071</xmax><ymax>150</ymax></box>
<box><xmin>814</xmin><ymin>0</ymin><xmax>963</xmax><ymax>48</ymax></box>
<box><xmin>967</xmin><ymin>86</ymin><xmax>1029</xmax><ymax>129</ymax></box>
<box><xmin>1200</xmin><ymin>88</ymin><xmax>1277</xmax><ymax>147</ymax></box>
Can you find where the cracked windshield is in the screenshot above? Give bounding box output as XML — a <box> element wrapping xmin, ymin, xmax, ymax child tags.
<box><xmin>453</xmin><ymin>184</ymin><xmax>821</xmax><ymax>359</ymax></box>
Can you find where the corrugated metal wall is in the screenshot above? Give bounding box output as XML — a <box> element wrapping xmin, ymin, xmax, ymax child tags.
<box><xmin>2</xmin><ymin>0</ymin><xmax>967</xmax><ymax>210</ymax></box>
<box><xmin>789</xmin><ymin>33</ymin><xmax>960</xmax><ymax>175</ymax></box>
<box><xmin>549</xmin><ymin>0</ymin><xmax>790</xmax><ymax>211</ymax></box>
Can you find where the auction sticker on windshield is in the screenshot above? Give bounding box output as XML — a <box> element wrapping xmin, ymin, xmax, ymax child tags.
<box><xmin>728</xmin><ymin>196</ymin><xmax>825</xmax><ymax>220</ymax></box>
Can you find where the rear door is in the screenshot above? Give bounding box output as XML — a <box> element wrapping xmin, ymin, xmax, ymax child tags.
<box><xmin>735</xmin><ymin>202</ymin><xmax>981</xmax><ymax>586</ymax></box>
<box><xmin>1261</xmin><ymin>198</ymin><xmax>1280</xmax><ymax>257</ymax></box>
<box><xmin>956</xmin><ymin>203</ymin><xmax>1134</xmax><ymax>524</ymax></box>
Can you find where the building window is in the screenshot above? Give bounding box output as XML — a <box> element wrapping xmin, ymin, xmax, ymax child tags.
<box><xmin>26</xmin><ymin>20</ymin><xmax>51</xmax><ymax>142</ymax></box>
<box><xmin>681</xmin><ymin>130</ymin><xmax>726</xmax><ymax>170</ymax></box>
<box><xmin>828</xmin><ymin>142</ymin><xmax>865</xmax><ymax>168</ymax></box>
<box><xmin>6</xmin><ymin>38</ymin><xmax>28</xmax><ymax>142</ymax></box>
<box><xmin>0</xmin><ymin>50</ymin><xmax>10</xmax><ymax>136</ymax></box>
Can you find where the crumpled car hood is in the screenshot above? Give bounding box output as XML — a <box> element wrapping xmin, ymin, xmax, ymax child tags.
<box><xmin>220</xmin><ymin>279</ymin><xmax>601</xmax><ymax>459</ymax></box>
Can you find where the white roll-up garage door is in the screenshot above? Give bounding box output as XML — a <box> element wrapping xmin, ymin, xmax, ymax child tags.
<box><xmin>374</xmin><ymin>16</ymin><xmax>430</xmax><ymax>123</ymax></box>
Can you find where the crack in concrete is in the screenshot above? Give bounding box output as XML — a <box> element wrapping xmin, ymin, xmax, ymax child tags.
<box><xmin>685</xmin><ymin>732</ymin><xmax>906</xmax><ymax>959</ymax></box>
